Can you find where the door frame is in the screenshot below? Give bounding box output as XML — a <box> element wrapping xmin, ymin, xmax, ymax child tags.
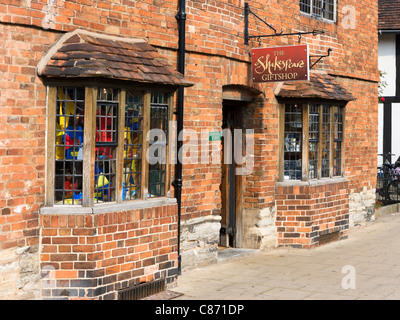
<box><xmin>220</xmin><ymin>100</ymin><xmax>244</xmax><ymax>248</ymax></box>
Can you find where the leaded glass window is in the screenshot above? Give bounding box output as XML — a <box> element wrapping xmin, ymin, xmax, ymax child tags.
<box><xmin>333</xmin><ymin>106</ymin><xmax>343</xmax><ymax>176</ymax></box>
<box><xmin>321</xmin><ymin>105</ymin><xmax>331</xmax><ymax>178</ymax></box>
<box><xmin>55</xmin><ymin>87</ymin><xmax>85</xmax><ymax>205</ymax></box>
<box><xmin>148</xmin><ymin>93</ymin><xmax>169</xmax><ymax>198</ymax></box>
<box><xmin>282</xmin><ymin>103</ymin><xmax>344</xmax><ymax>181</ymax></box>
<box><xmin>284</xmin><ymin>104</ymin><xmax>303</xmax><ymax>181</ymax></box>
<box><xmin>52</xmin><ymin>86</ymin><xmax>172</xmax><ymax>206</ymax></box>
<box><xmin>309</xmin><ymin>105</ymin><xmax>319</xmax><ymax>180</ymax></box>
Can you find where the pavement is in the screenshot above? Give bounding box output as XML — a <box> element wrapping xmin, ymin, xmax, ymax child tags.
<box><xmin>172</xmin><ymin>212</ymin><xmax>400</xmax><ymax>300</ymax></box>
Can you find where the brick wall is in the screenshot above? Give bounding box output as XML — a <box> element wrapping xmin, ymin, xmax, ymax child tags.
<box><xmin>180</xmin><ymin>52</ymin><xmax>224</xmax><ymax>222</ymax></box>
<box><xmin>242</xmin><ymin>94</ymin><xmax>280</xmax><ymax>212</ymax></box>
<box><xmin>0</xmin><ymin>19</ymin><xmax>182</xmax><ymax>298</ymax></box>
<box><xmin>0</xmin><ymin>0</ymin><xmax>179</xmax><ymax>48</ymax></box>
<box><xmin>40</xmin><ymin>204</ymin><xmax>178</xmax><ymax>300</ymax></box>
<box><xmin>0</xmin><ymin>23</ymin><xmax>54</xmax><ymax>249</ymax></box>
<box><xmin>276</xmin><ymin>180</ymin><xmax>349</xmax><ymax>248</ymax></box>
<box><xmin>180</xmin><ymin>0</ymin><xmax>378</xmax><ymax>225</ymax></box>
<box><xmin>339</xmin><ymin>78</ymin><xmax>379</xmax><ymax>195</ymax></box>
<box><xmin>0</xmin><ymin>23</ymin><xmax>58</xmax><ymax>299</ymax></box>
<box><xmin>0</xmin><ymin>0</ymin><xmax>379</xmax><ymax>294</ymax></box>
<box><xmin>0</xmin><ymin>1</ymin><xmax>378</xmax><ymax>79</ymax></box>
<box><xmin>0</xmin><ymin>1</ymin><xmax>379</xmax><ymax>223</ymax></box>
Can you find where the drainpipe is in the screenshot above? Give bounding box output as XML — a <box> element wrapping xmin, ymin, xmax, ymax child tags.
<box><xmin>174</xmin><ymin>0</ymin><xmax>186</xmax><ymax>275</ymax></box>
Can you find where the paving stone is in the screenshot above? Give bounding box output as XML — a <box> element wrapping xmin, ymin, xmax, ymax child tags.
<box><xmin>174</xmin><ymin>213</ymin><xmax>400</xmax><ymax>300</ymax></box>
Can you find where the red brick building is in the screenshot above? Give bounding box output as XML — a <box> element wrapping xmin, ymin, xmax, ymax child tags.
<box><xmin>0</xmin><ymin>0</ymin><xmax>378</xmax><ymax>299</ymax></box>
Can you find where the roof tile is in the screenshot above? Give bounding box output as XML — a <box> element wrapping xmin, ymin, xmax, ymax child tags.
<box><xmin>379</xmin><ymin>0</ymin><xmax>400</xmax><ymax>30</ymax></box>
<box><xmin>275</xmin><ymin>71</ymin><xmax>356</xmax><ymax>102</ymax></box>
<box><xmin>39</xmin><ymin>31</ymin><xmax>193</xmax><ymax>87</ymax></box>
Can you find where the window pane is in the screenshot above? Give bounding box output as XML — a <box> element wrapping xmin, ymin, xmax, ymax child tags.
<box><xmin>321</xmin><ymin>105</ymin><xmax>330</xmax><ymax>178</ymax></box>
<box><xmin>55</xmin><ymin>87</ymin><xmax>85</xmax><ymax>205</ymax></box>
<box><xmin>123</xmin><ymin>90</ymin><xmax>144</xmax><ymax>200</ymax></box>
<box><xmin>94</xmin><ymin>88</ymin><xmax>118</xmax><ymax>203</ymax></box>
<box><xmin>284</xmin><ymin>104</ymin><xmax>302</xmax><ymax>181</ymax></box>
<box><xmin>333</xmin><ymin>106</ymin><xmax>343</xmax><ymax>176</ymax></box>
<box><xmin>323</xmin><ymin>0</ymin><xmax>334</xmax><ymax>20</ymax></box>
<box><xmin>300</xmin><ymin>0</ymin><xmax>335</xmax><ymax>21</ymax></box>
<box><xmin>148</xmin><ymin>92</ymin><xmax>169</xmax><ymax>197</ymax></box>
<box><xmin>300</xmin><ymin>0</ymin><xmax>311</xmax><ymax>14</ymax></box>
<box><xmin>312</xmin><ymin>0</ymin><xmax>323</xmax><ymax>16</ymax></box>
<box><xmin>309</xmin><ymin>105</ymin><xmax>319</xmax><ymax>179</ymax></box>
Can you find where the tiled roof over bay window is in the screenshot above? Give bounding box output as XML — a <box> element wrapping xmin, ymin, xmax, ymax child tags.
<box><xmin>274</xmin><ymin>71</ymin><xmax>356</xmax><ymax>102</ymax></box>
<box><xmin>38</xmin><ymin>29</ymin><xmax>193</xmax><ymax>87</ymax></box>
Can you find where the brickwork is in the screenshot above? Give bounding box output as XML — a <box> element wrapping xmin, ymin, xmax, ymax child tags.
<box><xmin>276</xmin><ymin>180</ymin><xmax>349</xmax><ymax>248</ymax></box>
<box><xmin>0</xmin><ymin>0</ymin><xmax>179</xmax><ymax>48</ymax></box>
<box><xmin>0</xmin><ymin>0</ymin><xmax>378</xmax><ymax>81</ymax></box>
<box><xmin>242</xmin><ymin>95</ymin><xmax>280</xmax><ymax>211</ymax></box>
<box><xmin>180</xmin><ymin>0</ymin><xmax>378</xmax><ymax>242</ymax></box>
<box><xmin>0</xmin><ymin>23</ymin><xmax>57</xmax><ymax>299</ymax></box>
<box><xmin>0</xmin><ymin>0</ymin><xmax>379</xmax><ymax>296</ymax></box>
<box><xmin>180</xmin><ymin>52</ymin><xmax>223</xmax><ymax>222</ymax></box>
<box><xmin>40</xmin><ymin>204</ymin><xmax>178</xmax><ymax>300</ymax></box>
<box><xmin>0</xmin><ymin>23</ymin><xmax>54</xmax><ymax>250</ymax></box>
<box><xmin>338</xmin><ymin>78</ymin><xmax>379</xmax><ymax>195</ymax></box>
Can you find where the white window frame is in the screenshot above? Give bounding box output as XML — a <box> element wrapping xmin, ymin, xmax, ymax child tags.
<box><xmin>300</xmin><ymin>0</ymin><xmax>337</xmax><ymax>23</ymax></box>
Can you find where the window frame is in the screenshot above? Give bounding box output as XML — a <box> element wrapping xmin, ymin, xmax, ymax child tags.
<box><xmin>279</xmin><ymin>101</ymin><xmax>345</xmax><ymax>182</ymax></box>
<box><xmin>299</xmin><ymin>0</ymin><xmax>337</xmax><ymax>23</ymax></box>
<box><xmin>45</xmin><ymin>85</ymin><xmax>174</xmax><ymax>208</ymax></box>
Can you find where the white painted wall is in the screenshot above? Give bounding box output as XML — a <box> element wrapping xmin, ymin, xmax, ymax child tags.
<box><xmin>378</xmin><ymin>33</ymin><xmax>396</xmax><ymax>97</ymax></box>
<box><xmin>392</xmin><ymin>103</ymin><xmax>400</xmax><ymax>163</ymax></box>
<box><xmin>378</xmin><ymin>103</ymin><xmax>383</xmax><ymax>166</ymax></box>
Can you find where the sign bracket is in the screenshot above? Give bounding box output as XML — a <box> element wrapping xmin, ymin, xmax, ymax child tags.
<box><xmin>309</xmin><ymin>48</ymin><xmax>333</xmax><ymax>69</ymax></box>
<box><xmin>244</xmin><ymin>2</ymin><xmax>325</xmax><ymax>45</ymax></box>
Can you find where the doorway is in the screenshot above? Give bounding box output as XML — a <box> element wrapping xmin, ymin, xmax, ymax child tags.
<box><xmin>219</xmin><ymin>100</ymin><xmax>244</xmax><ymax>248</ymax></box>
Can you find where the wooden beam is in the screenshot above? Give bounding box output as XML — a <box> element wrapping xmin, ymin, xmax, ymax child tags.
<box><xmin>318</xmin><ymin>104</ymin><xmax>323</xmax><ymax>179</ymax></box>
<box><xmin>82</xmin><ymin>87</ymin><xmax>97</xmax><ymax>207</ymax></box>
<box><xmin>302</xmin><ymin>104</ymin><xmax>309</xmax><ymax>181</ymax></box>
<box><xmin>116</xmin><ymin>89</ymin><xmax>126</xmax><ymax>203</ymax></box>
<box><xmin>330</xmin><ymin>106</ymin><xmax>334</xmax><ymax>178</ymax></box>
<box><xmin>341</xmin><ymin>106</ymin><xmax>346</xmax><ymax>177</ymax></box>
<box><xmin>278</xmin><ymin>104</ymin><xmax>285</xmax><ymax>181</ymax></box>
<box><xmin>45</xmin><ymin>86</ymin><xmax>57</xmax><ymax>207</ymax></box>
<box><xmin>141</xmin><ymin>91</ymin><xmax>151</xmax><ymax>200</ymax></box>
<box><xmin>166</xmin><ymin>93</ymin><xmax>174</xmax><ymax>197</ymax></box>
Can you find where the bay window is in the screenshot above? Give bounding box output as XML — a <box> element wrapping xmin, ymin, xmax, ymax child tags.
<box><xmin>48</xmin><ymin>86</ymin><xmax>173</xmax><ymax>206</ymax></box>
<box><xmin>280</xmin><ymin>102</ymin><xmax>345</xmax><ymax>181</ymax></box>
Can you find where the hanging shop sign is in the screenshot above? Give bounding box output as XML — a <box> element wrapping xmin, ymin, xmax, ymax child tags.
<box><xmin>251</xmin><ymin>44</ymin><xmax>309</xmax><ymax>83</ymax></box>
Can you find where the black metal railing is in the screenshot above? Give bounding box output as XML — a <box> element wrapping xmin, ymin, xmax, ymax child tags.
<box><xmin>376</xmin><ymin>153</ymin><xmax>400</xmax><ymax>206</ymax></box>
